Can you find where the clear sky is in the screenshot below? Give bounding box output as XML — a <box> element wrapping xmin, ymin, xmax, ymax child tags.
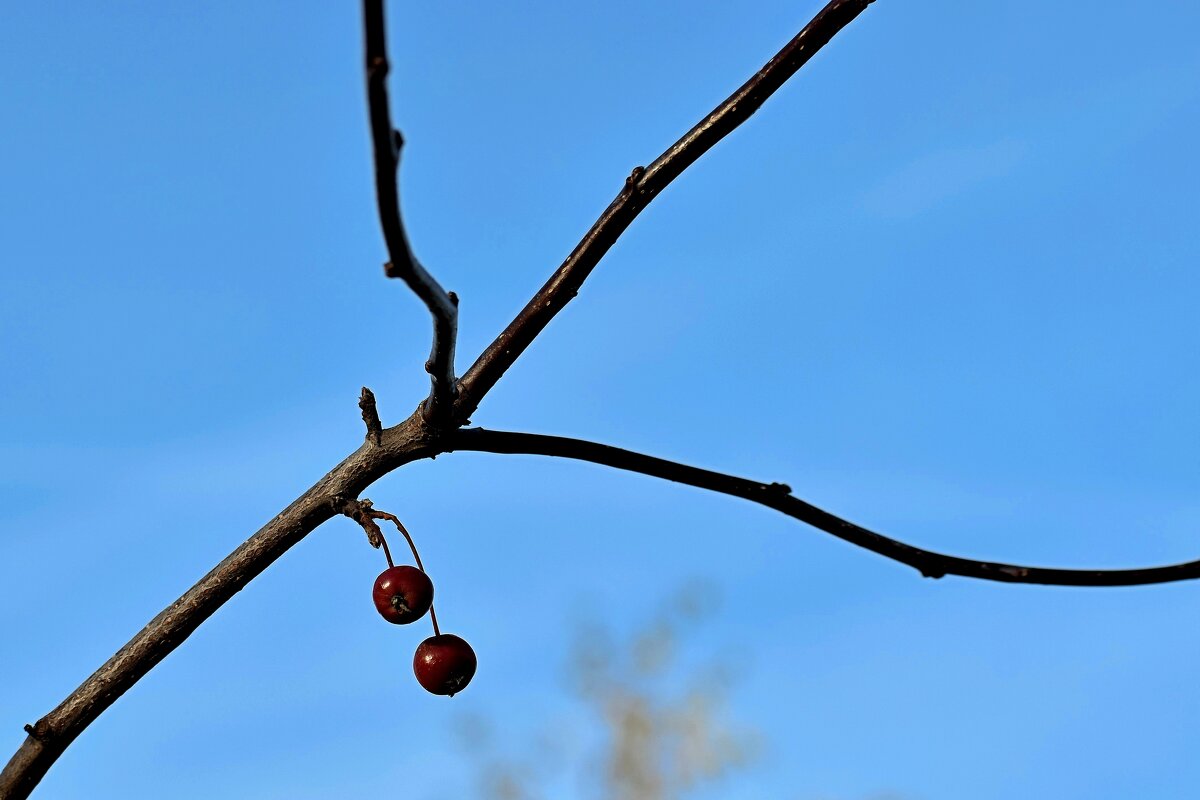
<box><xmin>3</xmin><ymin>2</ymin><xmax>1199</xmax><ymax>798</ymax></box>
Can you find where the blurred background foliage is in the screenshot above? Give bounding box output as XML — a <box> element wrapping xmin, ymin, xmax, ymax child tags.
<box><xmin>455</xmin><ymin>583</ymin><xmax>760</xmax><ymax>800</ymax></box>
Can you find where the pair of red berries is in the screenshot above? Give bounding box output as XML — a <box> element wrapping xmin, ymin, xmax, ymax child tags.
<box><xmin>372</xmin><ymin>564</ymin><xmax>476</xmax><ymax>696</ymax></box>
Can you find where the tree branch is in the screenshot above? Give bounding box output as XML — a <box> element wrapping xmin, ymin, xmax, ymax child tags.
<box><xmin>364</xmin><ymin>0</ymin><xmax>459</xmax><ymax>421</ymax></box>
<box><xmin>2</xmin><ymin>5</ymin><xmax>886</xmax><ymax>793</ymax></box>
<box><xmin>0</xmin><ymin>413</ymin><xmax>443</xmax><ymax>799</ymax></box>
<box><xmin>453</xmin><ymin>0</ymin><xmax>876</xmax><ymax>421</ymax></box>
<box><xmin>446</xmin><ymin>428</ymin><xmax>1200</xmax><ymax>587</ymax></box>
<box><xmin>17</xmin><ymin>1</ymin><xmax>1185</xmax><ymax>795</ymax></box>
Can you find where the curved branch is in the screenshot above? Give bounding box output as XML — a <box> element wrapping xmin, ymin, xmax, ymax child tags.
<box><xmin>446</xmin><ymin>428</ymin><xmax>1200</xmax><ymax>587</ymax></box>
<box><xmin>364</xmin><ymin>0</ymin><xmax>458</xmax><ymax>420</ymax></box>
<box><xmin>454</xmin><ymin>0</ymin><xmax>876</xmax><ymax>422</ymax></box>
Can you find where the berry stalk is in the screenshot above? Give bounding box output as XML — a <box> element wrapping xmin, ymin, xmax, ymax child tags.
<box><xmin>369</xmin><ymin>511</ymin><xmax>441</xmax><ymax>637</ymax></box>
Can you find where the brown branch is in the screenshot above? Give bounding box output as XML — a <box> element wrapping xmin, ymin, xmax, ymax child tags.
<box><xmin>2</xmin><ymin>5</ymin><xmax>890</xmax><ymax>792</ymax></box>
<box><xmin>0</xmin><ymin>413</ymin><xmax>443</xmax><ymax>799</ymax></box>
<box><xmin>446</xmin><ymin>428</ymin><xmax>1200</xmax><ymax>587</ymax></box>
<box><xmin>453</xmin><ymin>0</ymin><xmax>877</xmax><ymax>422</ymax></box>
<box><xmin>364</xmin><ymin>0</ymin><xmax>459</xmax><ymax>421</ymax></box>
<box><xmin>0</xmin><ymin>4</ymin><xmax>887</xmax><ymax>795</ymax></box>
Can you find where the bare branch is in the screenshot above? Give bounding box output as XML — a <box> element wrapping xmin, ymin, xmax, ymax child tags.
<box><xmin>18</xmin><ymin>1</ymin><xmax>1185</xmax><ymax>795</ymax></box>
<box><xmin>454</xmin><ymin>0</ymin><xmax>876</xmax><ymax>421</ymax></box>
<box><xmin>0</xmin><ymin>414</ymin><xmax>442</xmax><ymax>799</ymax></box>
<box><xmin>4</xmin><ymin>5</ymin><xmax>891</xmax><ymax>790</ymax></box>
<box><xmin>446</xmin><ymin>428</ymin><xmax>1200</xmax><ymax>587</ymax></box>
<box><xmin>364</xmin><ymin>0</ymin><xmax>459</xmax><ymax>421</ymax></box>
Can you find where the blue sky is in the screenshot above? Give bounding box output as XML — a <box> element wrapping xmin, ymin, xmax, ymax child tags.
<box><xmin>3</xmin><ymin>1</ymin><xmax>1199</xmax><ymax>798</ymax></box>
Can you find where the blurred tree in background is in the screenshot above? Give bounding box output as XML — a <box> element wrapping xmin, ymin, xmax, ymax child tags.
<box><xmin>456</xmin><ymin>585</ymin><xmax>758</xmax><ymax>800</ymax></box>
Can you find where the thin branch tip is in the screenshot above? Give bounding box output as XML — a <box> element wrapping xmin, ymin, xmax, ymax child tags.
<box><xmin>359</xmin><ymin>387</ymin><xmax>383</xmax><ymax>444</ymax></box>
<box><xmin>364</xmin><ymin>0</ymin><xmax>458</xmax><ymax>418</ymax></box>
<box><xmin>447</xmin><ymin>428</ymin><xmax>1200</xmax><ymax>589</ymax></box>
<box><xmin>455</xmin><ymin>0</ymin><xmax>876</xmax><ymax>418</ymax></box>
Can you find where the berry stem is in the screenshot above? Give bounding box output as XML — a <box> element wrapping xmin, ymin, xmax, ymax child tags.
<box><xmin>429</xmin><ymin>601</ymin><xmax>442</xmax><ymax>638</ymax></box>
<box><xmin>369</xmin><ymin>511</ymin><xmax>441</xmax><ymax>637</ymax></box>
<box><xmin>376</xmin><ymin>530</ymin><xmax>396</xmax><ymax>568</ymax></box>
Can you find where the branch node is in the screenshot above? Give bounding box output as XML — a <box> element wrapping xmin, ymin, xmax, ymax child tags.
<box><xmin>625</xmin><ymin>165</ymin><xmax>646</xmax><ymax>193</ymax></box>
<box><xmin>23</xmin><ymin>720</ymin><xmax>50</xmax><ymax>742</ymax></box>
<box><xmin>342</xmin><ymin>497</ymin><xmax>383</xmax><ymax>549</ymax></box>
<box><xmin>766</xmin><ymin>482</ymin><xmax>793</xmax><ymax>495</ymax></box>
<box><xmin>448</xmin><ymin>291</ymin><xmax>459</xmax><ymax>307</ymax></box>
<box><xmin>365</xmin><ymin>1</ymin><xmax>458</xmax><ymax>417</ymax></box>
<box><xmin>359</xmin><ymin>387</ymin><xmax>383</xmax><ymax>445</ymax></box>
<box><xmin>452</xmin><ymin>0</ymin><xmax>879</xmax><ymax>419</ymax></box>
<box><xmin>446</xmin><ymin>428</ymin><xmax>1200</xmax><ymax>588</ymax></box>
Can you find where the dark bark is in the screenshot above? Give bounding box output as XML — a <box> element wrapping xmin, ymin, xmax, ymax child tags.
<box><xmin>446</xmin><ymin>428</ymin><xmax>1200</xmax><ymax>587</ymax></box>
<box><xmin>0</xmin><ymin>415</ymin><xmax>442</xmax><ymax>799</ymax></box>
<box><xmin>364</xmin><ymin>0</ymin><xmax>459</xmax><ymax>421</ymax></box>
<box><xmin>454</xmin><ymin>0</ymin><xmax>876</xmax><ymax>422</ymax></box>
<box><xmin>5</xmin><ymin>2</ymin><xmax>884</xmax><ymax>794</ymax></box>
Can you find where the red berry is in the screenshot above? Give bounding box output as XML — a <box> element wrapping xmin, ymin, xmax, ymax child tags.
<box><xmin>372</xmin><ymin>566</ymin><xmax>434</xmax><ymax>625</ymax></box>
<box><xmin>413</xmin><ymin>634</ymin><xmax>477</xmax><ymax>696</ymax></box>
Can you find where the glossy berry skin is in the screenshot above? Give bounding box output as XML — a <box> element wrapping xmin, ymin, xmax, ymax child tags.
<box><xmin>372</xmin><ymin>566</ymin><xmax>434</xmax><ymax>625</ymax></box>
<box><xmin>413</xmin><ymin>634</ymin><xmax>477</xmax><ymax>696</ymax></box>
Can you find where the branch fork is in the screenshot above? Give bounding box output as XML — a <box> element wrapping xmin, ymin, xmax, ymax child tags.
<box><xmin>8</xmin><ymin>1</ymin><xmax>1199</xmax><ymax>796</ymax></box>
<box><xmin>364</xmin><ymin>0</ymin><xmax>458</xmax><ymax>422</ymax></box>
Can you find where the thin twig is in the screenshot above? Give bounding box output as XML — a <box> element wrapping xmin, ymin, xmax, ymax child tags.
<box><xmin>364</xmin><ymin>0</ymin><xmax>459</xmax><ymax>421</ymax></box>
<box><xmin>453</xmin><ymin>0</ymin><xmax>876</xmax><ymax>421</ymax></box>
<box><xmin>446</xmin><ymin>428</ymin><xmax>1200</xmax><ymax>587</ymax></box>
